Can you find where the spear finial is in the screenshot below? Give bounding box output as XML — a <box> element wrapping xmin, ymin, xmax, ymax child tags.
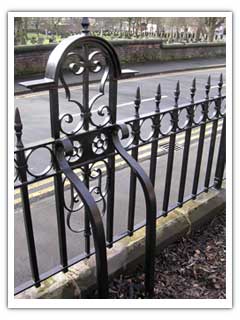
<box><xmin>155</xmin><ymin>83</ymin><xmax>161</xmax><ymax>112</ymax></box>
<box><xmin>190</xmin><ymin>77</ymin><xmax>196</xmax><ymax>103</ymax></box>
<box><xmin>218</xmin><ymin>73</ymin><xmax>223</xmax><ymax>97</ymax></box>
<box><xmin>205</xmin><ymin>75</ymin><xmax>211</xmax><ymax>100</ymax></box>
<box><xmin>15</xmin><ymin>107</ymin><xmax>24</xmax><ymax>148</ymax></box>
<box><xmin>81</xmin><ymin>17</ymin><xmax>90</xmax><ymax>35</ymax></box>
<box><xmin>134</xmin><ymin>86</ymin><xmax>141</xmax><ymax>117</ymax></box>
<box><xmin>174</xmin><ymin>80</ymin><xmax>180</xmax><ymax>107</ymax></box>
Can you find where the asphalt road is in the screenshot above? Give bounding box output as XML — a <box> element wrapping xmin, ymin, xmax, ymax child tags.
<box><xmin>15</xmin><ymin>67</ymin><xmax>226</xmax><ymax>145</ymax></box>
<box><xmin>14</xmin><ymin>67</ymin><xmax>226</xmax><ymax>290</ymax></box>
<box><xmin>14</xmin><ymin>67</ymin><xmax>226</xmax><ymax>180</ymax></box>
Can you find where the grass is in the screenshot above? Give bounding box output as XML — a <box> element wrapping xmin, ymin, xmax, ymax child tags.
<box><xmin>25</xmin><ymin>33</ymin><xmax>62</xmax><ymax>45</ymax></box>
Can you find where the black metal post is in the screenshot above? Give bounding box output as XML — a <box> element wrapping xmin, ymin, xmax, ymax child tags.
<box><xmin>49</xmin><ymin>88</ymin><xmax>68</xmax><ymax>271</ymax></box>
<box><xmin>128</xmin><ymin>87</ymin><xmax>141</xmax><ymax>235</ymax></box>
<box><xmin>149</xmin><ymin>84</ymin><xmax>161</xmax><ymax>186</ymax></box>
<box><xmin>192</xmin><ymin>76</ymin><xmax>210</xmax><ymax>198</ymax></box>
<box><xmin>162</xmin><ymin>81</ymin><xmax>180</xmax><ymax>215</ymax></box>
<box><xmin>15</xmin><ymin>108</ymin><xmax>40</xmax><ymax>286</ymax></box>
<box><xmin>177</xmin><ymin>78</ymin><xmax>195</xmax><ymax>206</ymax></box>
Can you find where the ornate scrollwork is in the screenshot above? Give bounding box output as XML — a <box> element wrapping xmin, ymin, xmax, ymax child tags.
<box><xmin>139</xmin><ymin>118</ymin><xmax>154</xmax><ymax>143</ymax></box>
<box><xmin>118</xmin><ymin>123</ymin><xmax>134</xmax><ymax>149</ymax></box>
<box><xmin>92</xmin><ymin>133</ymin><xmax>108</xmax><ymax>155</ymax></box>
<box><xmin>193</xmin><ymin>102</ymin><xmax>204</xmax><ymax>125</ymax></box>
<box><xmin>177</xmin><ymin>108</ymin><xmax>190</xmax><ymax>130</ymax></box>
<box><xmin>25</xmin><ymin>146</ymin><xmax>54</xmax><ymax>178</ymax></box>
<box><xmin>59</xmin><ymin>48</ymin><xmax>112</xmax><ymax>133</ymax></box>
<box><xmin>88</xmin><ymin>63</ymin><xmax>112</xmax><ymax>128</ymax></box>
<box><xmin>219</xmin><ymin>97</ymin><xmax>226</xmax><ymax>116</ymax></box>
<box><xmin>59</xmin><ymin>66</ymin><xmax>84</xmax><ymax>135</ymax></box>
<box><xmin>159</xmin><ymin>112</ymin><xmax>173</xmax><ymax>136</ymax></box>
<box><xmin>66</xmin><ymin>140</ymin><xmax>83</xmax><ymax>163</ymax></box>
<box><xmin>63</xmin><ymin>160</ymin><xmax>110</xmax><ymax>233</ymax></box>
<box><xmin>207</xmin><ymin>100</ymin><xmax>217</xmax><ymax>120</ymax></box>
<box><xmin>67</xmin><ymin>52</ymin><xmax>85</xmax><ymax>75</ymax></box>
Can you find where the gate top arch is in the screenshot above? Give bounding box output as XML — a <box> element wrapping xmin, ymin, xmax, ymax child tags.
<box><xmin>20</xmin><ymin>17</ymin><xmax>122</xmax><ymax>136</ymax></box>
<box><xmin>45</xmin><ymin>31</ymin><xmax>121</xmax><ymax>82</ymax></box>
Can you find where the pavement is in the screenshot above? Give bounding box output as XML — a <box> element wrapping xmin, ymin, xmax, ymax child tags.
<box><xmin>14</xmin><ymin>56</ymin><xmax>226</xmax><ymax>95</ymax></box>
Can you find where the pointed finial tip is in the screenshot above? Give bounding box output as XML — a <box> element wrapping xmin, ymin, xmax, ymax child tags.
<box><xmin>136</xmin><ymin>86</ymin><xmax>141</xmax><ymax>98</ymax></box>
<box><xmin>81</xmin><ymin>17</ymin><xmax>90</xmax><ymax>35</ymax></box>
<box><xmin>175</xmin><ymin>80</ymin><xmax>180</xmax><ymax>92</ymax></box>
<box><xmin>15</xmin><ymin>107</ymin><xmax>21</xmax><ymax>124</ymax></box>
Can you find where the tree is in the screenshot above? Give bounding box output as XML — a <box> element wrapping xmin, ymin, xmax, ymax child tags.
<box><xmin>14</xmin><ymin>17</ymin><xmax>28</xmax><ymax>45</ymax></box>
<box><xmin>205</xmin><ymin>17</ymin><xmax>225</xmax><ymax>42</ymax></box>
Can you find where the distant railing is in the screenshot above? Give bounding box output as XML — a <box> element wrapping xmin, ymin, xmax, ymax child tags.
<box><xmin>14</xmin><ymin>18</ymin><xmax>226</xmax><ymax>298</ymax></box>
<box><xmin>91</xmin><ymin>30</ymin><xmax>226</xmax><ymax>43</ymax></box>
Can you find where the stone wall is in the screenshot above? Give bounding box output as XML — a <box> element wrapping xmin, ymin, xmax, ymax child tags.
<box><xmin>14</xmin><ymin>40</ymin><xmax>226</xmax><ymax>77</ymax></box>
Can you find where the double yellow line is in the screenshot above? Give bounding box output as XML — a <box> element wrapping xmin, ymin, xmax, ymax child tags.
<box><xmin>14</xmin><ymin>121</ymin><xmax>223</xmax><ymax>205</ymax></box>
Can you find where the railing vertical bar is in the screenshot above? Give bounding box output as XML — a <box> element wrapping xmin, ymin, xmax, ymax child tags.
<box><xmin>20</xmin><ymin>186</ymin><xmax>40</xmax><ymax>286</ymax></box>
<box><xmin>214</xmin><ymin>116</ymin><xmax>226</xmax><ymax>189</ymax></box>
<box><xmin>15</xmin><ymin>108</ymin><xmax>40</xmax><ymax>286</ymax></box>
<box><xmin>162</xmin><ymin>81</ymin><xmax>180</xmax><ymax>215</ymax></box>
<box><xmin>191</xmin><ymin>123</ymin><xmax>206</xmax><ymax>198</ymax></box>
<box><xmin>204</xmin><ymin>74</ymin><xmax>224</xmax><ymax>192</ymax></box>
<box><xmin>128</xmin><ymin>145</ymin><xmax>139</xmax><ymax>235</ymax></box>
<box><xmin>149</xmin><ymin>141</ymin><xmax>158</xmax><ymax>186</ymax></box>
<box><xmin>162</xmin><ymin>134</ymin><xmax>176</xmax><ymax>214</ymax></box>
<box><xmin>149</xmin><ymin>84</ymin><xmax>161</xmax><ymax>187</ymax></box>
<box><xmin>128</xmin><ymin>87</ymin><xmax>141</xmax><ymax>235</ymax></box>
<box><xmin>204</xmin><ymin>120</ymin><xmax>218</xmax><ymax>191</ymax></box>
<box><xmin>178</xmin><ymin>78</ymin><xmax>196</xmax><ymax>206</ymax></box>
<box><xmin>83</xmin><ymin>167</ymin><xmax>91</xmax><ymax>255</ymax></box>
<box><xmin>178</xmin><ymin>128</ymin><xmax>192</xmax><ymax>205</ymax></box>
<box><xmin>82</xmin><ymin>43</ymin><xmax>91</xmax><ymax>255</ymax></box>
<box><xmin>192</xmin><ymin>76</ymin><xmax>211</xmax><ymax>199</ymax></box>
<box><xmin>49</xmin><ymin>88</ymin><xmax>68</xmax><ymax>271</ymax></box>
<box><xmin>106</xmin><ymin>79</ymin><xmax>118</xmax><ymax>247</ymax></box>
<box><xmin>106</xmin><ymin>156</ymin><xmax>115</xmax><ymax>247</ymax></box>
<box><xmin>214</xmin><ymin>74</ymin><xmax>226</xmax><ymax>190</ymax></box>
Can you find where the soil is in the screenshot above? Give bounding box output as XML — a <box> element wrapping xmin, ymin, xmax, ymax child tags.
<box><xmin>90</xmin><ymin>211</ymin><xmax>226</xmax><ymax>299</ymax></box>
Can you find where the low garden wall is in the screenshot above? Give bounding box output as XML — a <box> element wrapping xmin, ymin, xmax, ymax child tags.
<box><xmin>14</xmin><ymin>39</ymin><xmax>226</xmax><ymax>77</ymax></box>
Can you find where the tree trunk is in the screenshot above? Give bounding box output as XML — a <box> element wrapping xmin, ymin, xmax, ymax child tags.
<box><xmin>208</xmin><ymin>28</ymin><xmax>215</xmax><ymax>42</ymax></box>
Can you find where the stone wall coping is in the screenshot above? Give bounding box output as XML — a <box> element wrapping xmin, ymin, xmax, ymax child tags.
<box><xmin>14</xmin><ymin>40</ymin><xmax>226</xmax><ymax>54</ymax></box>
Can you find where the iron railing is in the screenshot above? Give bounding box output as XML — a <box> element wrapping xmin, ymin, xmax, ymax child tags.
<box><xmin>91</xmin><ymin>30</ymin><xmax>225</xmax><ymax>43</ymax></box>
<box><xmin>14</xmin><ymin>17</ymin><xmax>226</xmax><ymax>298</ymax></box>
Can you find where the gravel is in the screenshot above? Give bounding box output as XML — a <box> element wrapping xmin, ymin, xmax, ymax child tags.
<box><xmin>89</xmin><ymin>211</ymin><xmax>226</xmax><ymax>299</ymax></box>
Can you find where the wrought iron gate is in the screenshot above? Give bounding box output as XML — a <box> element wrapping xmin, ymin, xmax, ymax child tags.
<box><xmin>14</xmin><ymin>17</ymin><xmax>226</xmax><ymax>298</ymax></box>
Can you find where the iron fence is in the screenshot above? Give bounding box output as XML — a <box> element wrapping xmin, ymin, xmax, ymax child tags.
<box><xmin>86</xmin><ymin>30</ymin><xmax>225</xmax><ymax>43</ymax></box>
<box><xmin>14</xmin><ymin>17</ymin><xmax>226</xmax><ymax>298</ymax></box>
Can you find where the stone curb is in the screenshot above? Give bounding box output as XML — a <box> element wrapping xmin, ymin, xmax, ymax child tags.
<box><xmin>15</xmin><ymin>186</ymin><xmax>225</xmax><ymax>299</ymax></box>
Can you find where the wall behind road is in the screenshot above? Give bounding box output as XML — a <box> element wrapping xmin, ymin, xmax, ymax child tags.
<box><xmin>14</xmin><ymin>40</ymin><xmax>226</xmax><ymax>77</ymax></box>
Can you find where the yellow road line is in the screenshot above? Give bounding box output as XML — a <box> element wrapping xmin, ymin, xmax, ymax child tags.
<box><xmin>15</xmin><ymin>121</ymin><xmax>220</xmax><ymax>195</ymax></box>
<box><xmin>14</xmin><ymin>122</ymin><xmax>221</xmax><ymax>197</ymax></box>
<box><xmin>14</xmin><ymin>127</ymin><xmax>221</xmax><ymax>205</ymax></box>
